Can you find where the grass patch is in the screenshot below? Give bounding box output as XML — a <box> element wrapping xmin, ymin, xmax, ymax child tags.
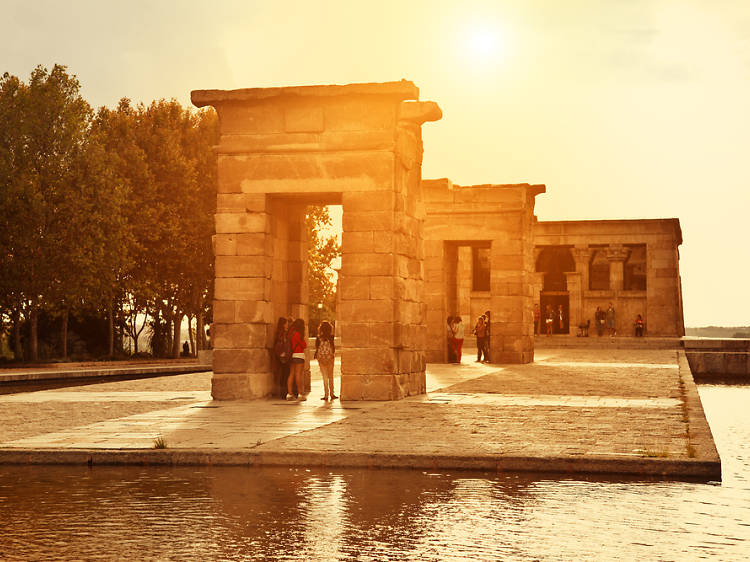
<box><xmin>153</xmin><ymin>435</ymin><xmax>168</xmax><ymax>449</ymax></box>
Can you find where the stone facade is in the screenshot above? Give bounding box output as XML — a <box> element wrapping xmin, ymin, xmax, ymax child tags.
<box><xmin>423</xmin><ymin>179</ymin><xmax>545</xmax><ymax>363</ymax></box>
<box><xmin>533</xmin><ymin>219</ymin><xmax>685</xmax><ymax>337</ymax></box>
<box><xmin>192</xmin><ymin>81</ymin><xmax>440</xmax><ymax>400</ymax></box>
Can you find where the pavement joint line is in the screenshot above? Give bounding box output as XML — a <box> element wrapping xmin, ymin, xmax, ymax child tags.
<box><xmin>537</xmin><ymin>361</ymin><xmax>678</xmax><ymax>369</ymax></box>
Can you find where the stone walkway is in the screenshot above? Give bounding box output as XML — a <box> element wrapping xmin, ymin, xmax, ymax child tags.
<box><xmin>0</xmin><ymin>349</ymin><xmax>721</xmax><ymax>479</ymax></box>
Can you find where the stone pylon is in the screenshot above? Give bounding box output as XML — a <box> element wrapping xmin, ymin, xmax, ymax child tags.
<box><xmin>192</xmin><ymin>81</ymin><xmax>441</xmax><ymax>400</ymax></box>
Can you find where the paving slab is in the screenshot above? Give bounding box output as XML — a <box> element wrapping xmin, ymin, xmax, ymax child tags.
<box><xmin>0</xmin><ymin>349</ymin><xmax>721</xmax><ymax>480</ymax></box>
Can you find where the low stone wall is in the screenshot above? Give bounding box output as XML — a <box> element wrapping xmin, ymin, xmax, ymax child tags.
<box><xmin>683</xmin><ymin>338</ymin><xmax>750</xmax><ymax>378</ymax></box>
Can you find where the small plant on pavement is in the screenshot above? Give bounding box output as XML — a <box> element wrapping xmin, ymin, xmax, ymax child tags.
<box><xmin>153</xmin><ymin>435</ymin><xmax>168</xmax><ymax>449</ymax></box>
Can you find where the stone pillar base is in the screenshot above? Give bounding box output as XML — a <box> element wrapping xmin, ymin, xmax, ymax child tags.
<box><xmin>341</xmin><ymin>372</ymin><xmax>426</xmax><ymax>401</ymax></box>
<box><xmin>211</xmin><ymin>372</ymin><xmax>274</xmax><ymax>400</ymax></box>
<box><xmin>493</xmin><ymin>351</ymin><xmax>534</xmax><ymax>364</ymax></box>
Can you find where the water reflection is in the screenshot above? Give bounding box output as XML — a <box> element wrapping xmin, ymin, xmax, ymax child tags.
<box><xmin>1</xmin><ymin>386</ymin><xmax>749</xmax><ymax>560</ymax></box>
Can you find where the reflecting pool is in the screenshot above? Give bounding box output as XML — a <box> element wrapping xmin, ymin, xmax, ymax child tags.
<box><xmin>1</xmin><ymin>385</ymin><xmax>748</xmax><ymax>560</ymax></box>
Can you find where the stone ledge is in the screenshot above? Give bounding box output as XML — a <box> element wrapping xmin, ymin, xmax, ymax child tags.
<box><xmin>0</xmin><ymin>364</ymin><xmax>212</xmax><ymax>383</ymax></box>
<box><xmin>0</xmin><ymin>448</ymin><xmax>720</xmax><ymax>481</ymax></box>
<box><xmin>192</xmin><ymin>80</ymin><xmax>419</xmax><ymax>107</ymax></box>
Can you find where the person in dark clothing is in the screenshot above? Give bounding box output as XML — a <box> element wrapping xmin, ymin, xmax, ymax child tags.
<box><xmin>273</xmin><ymin>317</ymin><xmax>291</xmax><ymax>398</ymax></box>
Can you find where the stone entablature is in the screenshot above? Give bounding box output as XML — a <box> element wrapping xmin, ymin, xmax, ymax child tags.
<box><xmin>423</xmin><ymin>179</ymin><xmax>545</xmax><ymax>363</ymax></box>
<box><xmin>193</xmin><ymin>81</ymin><xmax>441</xmax><ymax>400</ymax></box>
<box><xmin>533</xmin><ymin>219</ymin><xmax>684</xmax><ymax>337</ymax></box>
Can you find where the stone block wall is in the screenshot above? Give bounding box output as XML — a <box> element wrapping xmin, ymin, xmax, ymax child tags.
<box><xmin>533</xmin><ymin>219</ymin><xmax>684</xmax><ymax>337</ymax></box>
<box><xmin>193</xmin><ymin>81</ymin><xmax>440</xmax><ymax>400</ymax></box>
<box><xmin>423</xmin><ymin>180</ymin><xmax>545</xmax><ymax>364</ymax></box>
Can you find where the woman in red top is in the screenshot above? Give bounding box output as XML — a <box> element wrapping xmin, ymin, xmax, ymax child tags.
<box><xmin>287</xmin><ymin>318</ymin><xmax>307</xmax><ymax>401</ymax></box>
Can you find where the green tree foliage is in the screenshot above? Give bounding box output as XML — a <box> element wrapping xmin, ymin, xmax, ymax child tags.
<box><xmin>306</xmin><ymin>205</ymin><xmax>341</xmax><ymax>330</ymax></box>
<box><xmin>1</xmin><ymin>63</ymin><xmax>338</xmax><ymax>362</ymax></box>
<box><xmin>0</xmin><ymin>65</ymin><xmax>127</xmax><ymax>360</ymax></box>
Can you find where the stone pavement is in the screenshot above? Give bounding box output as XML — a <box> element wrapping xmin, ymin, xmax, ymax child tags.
<box><xmin>0</xmin><ymin>348</ymin><xmax>721</xmax><ymax>480</ymax></box>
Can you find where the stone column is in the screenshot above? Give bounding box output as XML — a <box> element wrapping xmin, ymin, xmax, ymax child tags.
<box><xmin>212</xmin><ymin>194</ymin><xmax>275</xmax><ymax>399</ymax></box>
<box><xmin>606</xmin><ymin>244</ymin><xmax>629</xmax><ymax>335</ymax></box>
<box><xmin>424</xmin><ymin>239</ymin><xmax>447</xmax><ymax>363</ymax></box>
<box><xmin>606</xmin><ymin>245</ymin><xmax>629</xmax><ymax>292</ymax></box>
<box><xmin>489</xmin><ymin>212</ymin><xmax>535</xmax><ymax>363</ymax></box>
<box><xmin>570</xmin><ymin>246</ymin><xmax>590</xmax><ymax>330</ymax></box>
<box><xmin>565</xmin><ymin>272</ymin><xmax>582</xmax><ymax>331</ymax></box>
<box><xmin>457</xmin><ymin>246</ymin><xmax>472</xmax><ymax>320</ymax></box>
<box><xmin>339</xmin><ymin>100</ymin><xmax>441</xmax><ymax>400</ymax></box>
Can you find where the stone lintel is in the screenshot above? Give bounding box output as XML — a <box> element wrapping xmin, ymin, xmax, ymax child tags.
<box><xmin>192</xmin><ymin>80</ymin><xmax>419</xmax><ymax>108</ymax></box>
<box><xmin>399</xmin><ymin>101</ymin><xmax>442</xmax><ymax>124</ymax></box>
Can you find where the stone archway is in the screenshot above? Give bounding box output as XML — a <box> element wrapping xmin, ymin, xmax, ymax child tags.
<box><xmin>192</xmin><ymin>81</ymin><xmax>441</xmax><ymax>400</ymax></box>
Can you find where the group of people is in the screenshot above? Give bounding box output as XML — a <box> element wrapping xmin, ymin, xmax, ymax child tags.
<box><xmin>593</xmin><ymin>304</ymin><xmax>618</xmax><ymax>337</ymax></box>
<box><xmin>272</xmin><ymin>317</ymin><xmax>337</xmax><ymax>402</ymax></box>
<box><xmin>446</xmin><ymin>311</ymin><xmax>492</xmax><ymax>364</ymax></box>
<box><xmin>534</xmin><ymin>304</ymin><xmax>566</xmax><ymax>336</ymax></box>
<box><xmin>534</xmin><ymin>302</ymin><xmax>645</xmax><ymax>337</ymax></box>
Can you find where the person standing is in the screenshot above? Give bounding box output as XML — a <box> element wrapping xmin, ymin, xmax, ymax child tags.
<box><xmin>595</xmin><ymin>306</ymin><xmax>605</xmax><ymax>337</ymax></box>
<box><xmin>545</xmin><ymin>305</ymin><xmax>554</xmax><ymax>336</ymax></box>
<box><xmin>634</xmin><ymin>314</ymin><xmax>644</xmax><ymax>337</ymax></box>
<box><xmin>273</xmin><ymin>317</ymin><xmax>291</xmax><ymax>399</ymax></box>
<box><xmin>315</xmin><ymin>321</ymin><xmax>337</xmax><ymax>400</ymax></box>
<box><xmin>446</xmin><ymin>316</ymin><xmax>456</xmax><ymax>363</ymax></box>
<box><xmin>606</xmin><ymin>303</ymin><xmax>616</xmax><ymax>337</ymax></box>
<box><xmin>287</xmin><ymin>318</ymin><xmax>307</xmax><ymax>401</ymax></box>
<box><xmin>473</xmin><ymin>315</ymin><xmax>487</xmax><ymax>362</ymax></box>
<box><xmin>533</xmin><ymin>304</ymin><xmax>540</xmax><ymax>336</ymax></box>
<box><xmin>557</xmin><ymin>304</ymin><xmax>565</xmax><ymax>334</ymax></box>
<box><xmin>453</xmin><ymin>316</ymin><xmax>465</xmax><ymax>363</ymax></box>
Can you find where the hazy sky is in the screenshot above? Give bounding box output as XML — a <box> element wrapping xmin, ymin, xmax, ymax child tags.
<box><xmin>3</xmin><ymin>0</ymin><xmax>749</xmax><ymax>327</ymax></box>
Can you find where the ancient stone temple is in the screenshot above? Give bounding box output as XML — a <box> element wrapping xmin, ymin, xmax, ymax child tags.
<box><xmin>192</xmin><ymin>81</ymin><xmax>441</xmax><ymax>400</ymax></box>
<box><xmin>533</xmin><ymin>219</ymin><xmax>684</xmax><ymax>337</ymax></box>
<box><xmin>193</xmin><ymin>79</ymin><xmax>686</xmax><ymax>401</ymax></box>
<box><xmin>422</xmin><ymin>179</ymin><xmax>545</xmax><ymax>363</ymax></box>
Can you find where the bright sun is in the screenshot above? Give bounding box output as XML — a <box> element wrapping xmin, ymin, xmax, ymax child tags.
<box><xmin>463</xmin><ymin>24</ymin><xmax>509</xmax><ymax>66</ymax></box>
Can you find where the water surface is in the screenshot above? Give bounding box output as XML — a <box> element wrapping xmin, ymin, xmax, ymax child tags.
<box><xmin>1</xmin><ymin>385</ymin><xmax>748</xmax><ymax>560</ymax></box>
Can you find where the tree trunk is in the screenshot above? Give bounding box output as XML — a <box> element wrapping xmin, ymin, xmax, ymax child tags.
<box><xmin>115</xmin><ymin>298</ymin><xmax>123</xmax><ymax>355</ymax></box>
<box><xmin>107</xmin><ymin>305</ymin><xmax>114</xmax><ymax>357</ymax></box>
<box><xmin>196</xmin><ymin>312</ymin><xmax>204</xmax><ymax>352</ymax></box>
<box><xmin>30</xmin><ymin>306</ymin><xmax>38</xmax><ymax>362</ymax></box>
<box><xmin>188</xmin><ymin>315</ymin><xmax>195</xmax><ymax>355</ymax></box>
<box><xmin>172</xmin><ymin>312</ymin><xmax>182</xmax><ymax>358</ymax></box>
<box><xmin>12</xmin><ymin>309</ymin><xmax>22</xmax><ymax>361</ymax></box>
<box><xmin>61</xmin><ymin>306</ymin><xmax>69</xmax><ymax>360</ymax></box>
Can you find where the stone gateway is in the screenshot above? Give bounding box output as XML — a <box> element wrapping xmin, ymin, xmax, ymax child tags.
<box><xmin>192</xmin><ymin>80</ymin><xmax>685</xmax><ymax>401</ymax></box>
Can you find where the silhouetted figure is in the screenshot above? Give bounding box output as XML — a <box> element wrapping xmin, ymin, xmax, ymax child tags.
<box><xmin>545</xmin><ymin>305</ymin><xmax>554</xmax><ymax>336</ymax></box>
<box><xmin>533</xmin><ymin>304</ymin><xmax>540</xmax><ymax>335</ymax></box>
<box><xmin>182</xmin><ymin>340</ymin><xmax>190</xmax><ymax>357</ymax></box>
<box><xmin>453</xmin><ymin>316</ymin><xmax>464</xmax><ymax>363</ymax></box>
<box><xmin>315</xmin><ymin>321</ymin><xmax>336</xmax><ymax>400</ymax></box>
<box><xmin>273</xmin><ymin>317</ymin><xmax>291</xmax><ymax>398</ymax></box>
<box><xmin>446</xmin><ymin>316</ymin><xmax>456</xmax><ymax>363</ymax></box>
<box><xmin>595</xmin><ymin>307</ymin><xmax>605</xmax><ymax>337</ymax></box>
<box><xmin>473</xmin><ymin>315</ymin><xmax>487</xmax><ymax>362</ymax></box>
<box><xmin>287</xmin><ymin>319</ymin><xmax>307</xmax><ymax>401</ymax></box>
<box><xmin>606</xmin><ymin>303</ymin><xmax>616</xmax><ymax>336</ymax></box>
<box><xmin>634</xmin><ymin>314</ymin><xmax>644</xmax><ymax>337</ymax></box>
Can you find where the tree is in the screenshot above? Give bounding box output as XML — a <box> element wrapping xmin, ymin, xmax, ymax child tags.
<box><xmin>306</xmin><ymin>205</ymin><xmax>341</xmax><ymax>332</ymax></box>
<box><xmin>0</xmin><ymin>65</ymin><xmax>101</xmax><ymax>360</ymax></box>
